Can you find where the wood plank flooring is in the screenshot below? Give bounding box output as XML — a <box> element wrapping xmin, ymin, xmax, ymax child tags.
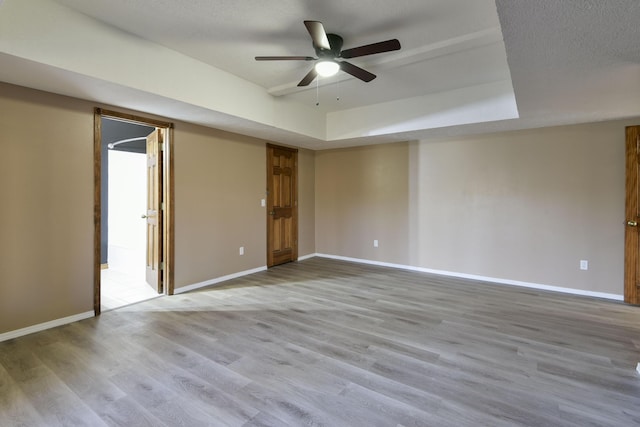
<box><xmin>1</xmin><ymin>257</ymin><xmax>639</xmax><ymax>426</ymax></box>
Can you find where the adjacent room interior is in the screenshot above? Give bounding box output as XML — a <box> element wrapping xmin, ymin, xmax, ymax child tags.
<box><xmin>1</xmin><ymin>0</ymin><xmax>639</xmax><ymax>425</ymax></box>
<box><xmin>100</xmin><ymin>118</ymin><xmax>159</xmax><ymax>311</ymax></box>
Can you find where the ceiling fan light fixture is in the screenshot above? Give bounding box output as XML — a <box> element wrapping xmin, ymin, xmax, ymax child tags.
<box><xmin>256</xmin><ymin>21</ymin><xmax>401</xmax><ymax>86</ymax></box>
<box><xmin>315</xmin><ymin>60</ymin><xmax>340</xmax><ymax>77</ymax></box>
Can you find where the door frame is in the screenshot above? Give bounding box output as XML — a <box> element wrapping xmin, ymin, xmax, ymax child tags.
<box><xmin>93</xmin><ymin>108</ymin><xmax>175</xmax><ymax>315</ymax></box>
<box><xmin>624</xmin><ymin>125</ymin><xmax>640</xmax><ymax>304</ymax></box>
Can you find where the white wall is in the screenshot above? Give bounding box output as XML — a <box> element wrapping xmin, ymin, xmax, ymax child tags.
<box><xmin>107</xmin><ymin>150</ymin><xmax>146</xmax><ymax>276</ymax></box>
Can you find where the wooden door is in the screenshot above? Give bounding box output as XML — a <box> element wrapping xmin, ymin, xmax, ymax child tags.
<box><xmin>267</xmin><ymin>144</ymin><xmax>298</xmax><ymax>267</ymax></box>
<box><xmin>146</xmin><ymin>129</ymin><xmax>163</xmax><ymax>293</ymax></box>
<box><xmin>624</xmin><ymin>126</ymin><xmax>640</xmax><ymax>304</ymax></box>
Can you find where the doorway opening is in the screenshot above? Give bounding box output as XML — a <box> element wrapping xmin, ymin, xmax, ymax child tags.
<box><xmin>94</xmin><ymin>109</ymin><xmax>174</xmax><ymax>315</ymax></box>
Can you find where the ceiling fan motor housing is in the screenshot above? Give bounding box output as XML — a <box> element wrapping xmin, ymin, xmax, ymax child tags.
<box><xmin>315</xmin><ymin>33</ymin><xmax>344</xmax><ymax>58</ymax></box>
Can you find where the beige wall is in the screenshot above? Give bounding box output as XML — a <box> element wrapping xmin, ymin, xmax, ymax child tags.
<box><xmin>173</xmin><ymin>124</ymin><xmax>267</xmax><ymax>288</ymax></box>
<box><xmin>316</xmin><ymin>120</ymin><xmax>633</xmax><ymax>295</ymax></box>
<box><xmin>0</xmin><ymin>82</ymin><xmax>316</xmax><ymax>334</ymax></box>
<box><xmin>315</xmin><ymin>144</ymin><xmax>410</xmax><ymax>264</ymax></box>
<box><xmin>298</xmin><ymin>148</ymin><xmax>316</xmax><ymax>257</ymax></box>
<box><xmin>173</xmin><ymin>129</ymin><xmax>316</xmax><ymax>289</ymax></box>
<box><xmin>0</xmin><ymin>83</ymin><xmax>95</xmax><ymax>333</ymax></box>
<box><xmin>1</xmin><ymin>79</ymin><xmax>633</xmax><ymax>335</ymax></box>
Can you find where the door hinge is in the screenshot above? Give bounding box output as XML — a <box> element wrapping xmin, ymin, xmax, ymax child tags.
<box><xmin>161</xmin><ymin>202</ymin><xmax>165</xmax><ymax>211</ymax></box>
<box><xmin>159</xmin><ymin>142</ymin><xmax>164</xmax><ymax>151</ymax></box>
<box><xmin>160</xmin><ymin>262</ymin><xmax>165</xmax><ymax>271</ymax></box>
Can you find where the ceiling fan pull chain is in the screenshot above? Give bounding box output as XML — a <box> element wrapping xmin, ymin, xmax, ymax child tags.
<box><xmin>336</xmin><ymin>77</ymin><xmax>340</xmax><ymax>101</ymax></box>
<box><xmin>316</xmin><ymin>77</ymin><xmax>320</xmax><ymax>106</ymax></box>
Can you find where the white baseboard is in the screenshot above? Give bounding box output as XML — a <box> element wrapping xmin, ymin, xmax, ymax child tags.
<box><xmin>0</xmin><ymin>311</ymin><xmax>94</xmax><ymax>343</ymax></box>
<box><xmin>175</xmin><ymin>255</ymin><xmax>324</xmax><ymax>294</ymax></box>
<box><xmin>297</xmin><ymin>253</ymin><xmax>318</xmax><ymax>261</ymax></box>
<box><xmin>174</xmin><ymin>266</ymin><xmax>268</xmax><ymax>294</ymax></box>
<box><xmin>0</xmin><ymin>255</ymin><xmax>622</xmax><ymax>343</ymax></box>
<box><xmin>313</xmin><ymin>253</ymin><xmax>623</xmax><ymax>301</ymax></box>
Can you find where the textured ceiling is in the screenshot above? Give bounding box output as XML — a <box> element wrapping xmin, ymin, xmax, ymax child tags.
<box><xmin>497</xmin><ymin>0</ymin><xmax>640</xmax><ymax>123</ymax></box>
<box><xmin>0</xmin><ymin>0</ymin><xmax>638</xmax><ymax>149</ymax></box>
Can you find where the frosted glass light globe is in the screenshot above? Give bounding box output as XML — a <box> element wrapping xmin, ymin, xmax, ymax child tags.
<box><xmin>315</xmin><ymin>60</ymin><xmax>340</xmax><ymax>77</ymax></box>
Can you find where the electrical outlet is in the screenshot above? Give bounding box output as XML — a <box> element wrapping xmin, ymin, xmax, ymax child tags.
<box><xmin>373</xmin><ymin>240</ymin><xmax>379</xmax><ymax>248</ymax></box>
<box><xmin>239</xmin><ymin>247</ymin><xmax>244</xmax><ymax>256</ymax></box>
<box><xmin>580</xmin><ymin>260</ymin><xmax>588</xmax><ymax>270</ymax></box>
<box><xmin>261</xmin><ymin>199</ymin><xmax>266</xmax><ymax>207</ymax></box>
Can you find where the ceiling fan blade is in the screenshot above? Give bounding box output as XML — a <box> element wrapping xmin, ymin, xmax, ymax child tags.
<box><xmin>304</xmin><ymin>20</ymin><xmax>331</xmax><ymax>50</ymax></box>
<box><xmin>297</xmin><ymin>68</ymin><xmax>318</xmax><ymax>86</ymax></box>
<box><xmin>255</xmin><ymin>56</ymin><xmax>315</xmax><ymax>61</ymax></box>
<box><xmin>340</xmin><ymin>39</ymin><xmax>401</xmax><ymax>59</ymax></box>
<box><xmin>339</xmin><ymin>61</ymin><xmax>376</xmax><ymax>82</ymax></box>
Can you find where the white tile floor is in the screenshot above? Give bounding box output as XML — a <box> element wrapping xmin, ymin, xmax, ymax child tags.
<box><xmin>101</xmin><ymin>245</ymin><xmax>160</xmax><ymax>311</ymax></box>
<box><xmin>101</xmin><ymin>269</ymin><xmax>159</xmax><ymax>311</ymax></box>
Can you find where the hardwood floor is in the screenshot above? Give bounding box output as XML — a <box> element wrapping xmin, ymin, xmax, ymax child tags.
<box><xmin>1</xmin><ymin>257</ymin><xmax>639</xmax><ymax>426</ymax></box>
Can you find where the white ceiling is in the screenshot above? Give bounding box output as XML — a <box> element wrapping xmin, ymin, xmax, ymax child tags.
<box><xmin>0</xmin><ymin>0</ymin><xmax>639</xmax><ymax>149</ymax></box>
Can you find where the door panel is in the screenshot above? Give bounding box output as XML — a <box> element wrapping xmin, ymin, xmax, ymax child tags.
<box><xmin>624</xmin><ymin>125</ymin><xmax>640</xmax><ymax>304</ymax></box>
<box><xmin>146</xmin><ymin>129</ymin><xmax>163</xmax><ymax>293</ymax></box>
<box><xmin>267</xmin><ymin>144</ymin><xmax>298</xmax><ymax>267</ymax></box>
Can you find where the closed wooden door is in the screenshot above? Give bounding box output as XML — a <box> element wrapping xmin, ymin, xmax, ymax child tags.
<box><xmin>146</xmin><ymin>129</ymin><xmax>163</xmax><ymax>293</ymax></box>
<box><xmin>624</xmin><ymin>125</ymin><xmax>640</xmax><ymax>304</ymax></box>
<box><xmin>267</xmin><ymin>144</ymin><xmax>298</xmax><ymax>267</ymax></box>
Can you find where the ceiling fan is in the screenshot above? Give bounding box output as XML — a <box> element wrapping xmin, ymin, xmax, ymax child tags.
<box><xmin>255</xmin><ymin>21</ymin><xmax>401</xmax><ymax>87</ymax></box>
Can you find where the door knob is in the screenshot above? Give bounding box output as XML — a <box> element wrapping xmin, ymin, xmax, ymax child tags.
<box><xmin>141</xmin><ymin>214</ymin><xmax>147</xmax><ymax>219</ymax></box>
<box><xmin>627</xmin><ymin>220</ymin><xmax>637</xmax><ymax>227</ymax></box>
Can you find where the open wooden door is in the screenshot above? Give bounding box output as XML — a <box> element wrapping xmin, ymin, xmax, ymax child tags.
<box><xmin>624</xmin><ymin>125</ymin><xmax>640</xmax><ymax>304</ymax></box>
<box><xmin>267</xmin><ymin>144</ymin><xmax>298</xmax><ymax>267</ymax></box>
<box><xmin>146</xmin><ymin>129</ymin><xmax>163</xmax><ymax>293</ymax></box>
